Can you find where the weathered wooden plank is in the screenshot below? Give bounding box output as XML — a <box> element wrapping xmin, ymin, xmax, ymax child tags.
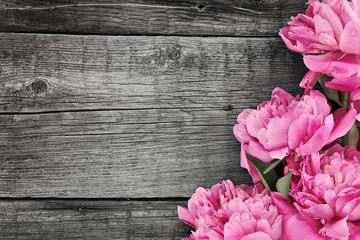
<box><xmin>0</xmin><ymin>109</ymin><xmax>253</xmax><ymax>198</ymax></box>
<box><xmin>0</xmin><ymin>33</ymin><xmax>307</xmax><ymax>198</ymax></box>
<box><xmin>0</xmin><ymin>0</ymin><xmax>307</xmax><ymax>36</ymax></box>
<box><xmin>0</xmin><ymin>33</ymin><xmax>307</xmax><ymax>113</ymax></box>
<box><xmin>0</xmin><ymin>199</ymin><xmax>192</xmax><ymax>239</ymax></box>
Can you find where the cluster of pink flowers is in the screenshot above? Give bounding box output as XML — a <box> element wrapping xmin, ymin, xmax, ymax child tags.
<box><xmin>178</xmin><ymin>181</ymin><xmax>283</xmax><ymax>240</ymax></box>
<box><xmin>179</xmin><ymin>0</ymin><xmax>360</xmax><ymax>239</ymax></box>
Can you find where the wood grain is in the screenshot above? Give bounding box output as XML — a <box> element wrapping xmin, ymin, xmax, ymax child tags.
<box><xmin>0</xmin><ymin>33</ymin><xmax>307</xmax><ymax>198</ymax></box>
<box><xmin>0</xmin><ymin>199</ymin><xmax>192</xmax><ymax>239</ymax></box>
<box><xmin>0</xmin><ymin>0</ymin><xmax>307</xmax><ymax>36</ymax></box>
<box><xmin>0</xmin><ymin>33</ymin><xmax>306</xmax><ymax>112</ymax></box>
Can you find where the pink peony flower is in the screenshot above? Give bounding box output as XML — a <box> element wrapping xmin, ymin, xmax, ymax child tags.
<box><xmin>233</xmin><ymin>87</ymin><xmax>356</xmax><ymax>182</ymax></box>
<box><xmin>178</xmin><ymin>180</ymin><xmax>283</xmax><ymax>240</ymax></box>
<box><xmin>273</xmin><ymin>144</ymin><xmax>360</xmax><ymax>240</ymax></box>
<box><xmin>280</xmin><ymin>0</ymin><xmax>360</xmax><ymax>95</ymax></box>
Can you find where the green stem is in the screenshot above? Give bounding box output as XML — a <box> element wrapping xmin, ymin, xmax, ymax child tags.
<box><xmin>343</xmin><ymin>92</ymin><xmax>349</xmax><ymax>109</ymax></box>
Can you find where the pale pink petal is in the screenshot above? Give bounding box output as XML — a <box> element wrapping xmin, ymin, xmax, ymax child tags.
<box><xmin>340</xmin><ymin>21</ymin><xmax>360</xmax><ymax>55</ymax></box>
<box><xmin>296</xmin><ymin>124</ymin><xmax>331</xmax><ymax>156</ymax></box>
<box><xmin>301</xmin><ymin>203</ymin><xmax>335</xmax><ymax>219</ymax></box>
<box><xmin>248</xmin><ymin>141</ymin><xmax>273</xmax><ymax>163</ymax></box>
<box><xmin>325</xmin><ymin>217</ymin><xmax>350</xmax><ymax>240</ymax></box>
<box><xmin>269</xmin><ymin>147</ymin><xmax>289</xmax><ymax>160</ymax></box>
<box><xmin>240</xmin><ymin>232</ymin><xmax>272</xmax><ymax>240</ymax></box>
<box><xmin>241</xmin><ymin>142</ymin><xmax>260</xmax><ymax>183</ymax></box>
<box><xmin>270</xmin><ymin>216</ymin><xmax>283</xmax><ymax>240</ymax></box>
<box><xmin>288</xmin><ymin>115</ymin><xmax>309</xmax><ymax>150</ymax></box>
<box><xmin>314</xmin><ymin>14</ymin><xmax>335</xmax><ymax>38</ymax></box>
<box><xmin>178</xmin><ymin>206</ymin><xmax>195</xmax><ymax>228</ymax></box>
<box><xmin>313</xmin><ymin>2</ymin><xmax>344</xmax><ymax>41</ymax></box>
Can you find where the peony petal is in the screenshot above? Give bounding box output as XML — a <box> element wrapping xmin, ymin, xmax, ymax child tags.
<box><xmin>248</xmin><ymin>141</ymin><xmax>273</xmax><ymax>163</ymax></box>
<box><xmin>348</xmin><ymin>221</ymin><xmax>360</xmax><ymax>240</ymax></box>
<box><xmin>256</xmin><ymin>219</ymin><xmax>271</xmax><ymax>236</ymax></box>
<box><xmin>325</xmin><ymin>74</ymin><xmax>360</xmax><ymax>92</ymax></box>
<box><xmin>340</xmin><ymin>21</ymin><xmax>360</xmax><ymax>55</ymax></box>
<box><xmin>300</xmin><ymin>70</ymin><xmax>321</xmax><ymax>94</ymax></box>
<box><xmin>269</xmin><ymin>147</ymin><xmax>289</xmax><ymax>160</ymax></box>
<box><xmin>285</xmin><ymin>213</ymin><xmax>325</xmax><ymax>240</ymax></box>
<box><xmin>241</xmin><ymin>142</ymin><xmax>260</xmax><ymax>183</ymax></box>
<box><xmin>240</xmin><ymin>232</ymin><xmax>272</xmax><ymax>240</ymax></box>
<box><xmin>327</xmin><ymin>106</ymin><xmax>357</xmax><ymax>144</ymax></box>
<box><xmin>178</xmin><ymin>206</ymin><xmax>195</xmax><ymax>228</ymax></box>
<box><xmin>270</xmin><ymin>216</ymin><xmax>283</xmax><ymax>240</ymax></box>
<box><xmin>288</xmin><ymin>115</ymin><xmax>309</xmax><ymax>150</ymax></box>
<box><xmin>313</xmin><ymin>2</ymin><xmax>344</xmax><ymax>41</ymax></box>
<box><xmin>301</xmin><ymin>203</ymin><xmax>335</xmax><ymax>219</ymax></box>
<box><xmin>325</xmin><ymin>217</ymin><xmax>350</xmax><ymax>240</ymax></box>
<box><xmin>296</xmin><ymin>123</ymin><xmax>331</xmax><ymax>156</ymax></box>
<box><xmin>266</xmin><ymin>115</ymin><xmax>293</xmax><ymax>149</ymax></box>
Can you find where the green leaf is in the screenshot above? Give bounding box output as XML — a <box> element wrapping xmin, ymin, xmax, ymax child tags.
<box><xmin>263</xmin><ymin>158</ymin><xmax>283</xmax><ymax>174</ymax></box>
<box><xmin>343</xmin><ymin>122</ymin><xmax>359</xmax><ymax>149</ymax></box>
<box><xmin>246</xmin><ymin>153</ymin><xmax>278</xmax><ymax>192</ymax></box>
<box><xmin>275</xmin><ymin>171</ymin><xmax>293</xmax><ymax>197</ymax></box>
<box><xmin>318</xmin><ymin>75</ymin><xmax>342</xmax><ymax>107</ymax></box>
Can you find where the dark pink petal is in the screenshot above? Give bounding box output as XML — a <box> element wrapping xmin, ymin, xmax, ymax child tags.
<box><xmin>348</xmin><ymin>221</ymin><xmax>360</xmax><ymax>240</ymax></box>
<box><xmin>326</xmin><ymin>74</ymin><xmax>360</xmax><ymax>92</ymax></box>
<box><xmin>300</xmin><ymin>70</ymin><xmax>321</xmax><ymax>94</ymax></box>
<box><xmin>327</xmin><ymin>106</ymin><xmax>357</xmax><ymax>144</ymax></box>
<box><xmin>303</xmin><ymin>51</ymin><xmax>344</xmax><ymax>74</ymax></box>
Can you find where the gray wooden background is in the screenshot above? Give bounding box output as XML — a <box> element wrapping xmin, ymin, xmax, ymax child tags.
<box><xmin>0</xmin><ymin>0</ymin><xmax>308</xmax><ymax>239</ymax></box>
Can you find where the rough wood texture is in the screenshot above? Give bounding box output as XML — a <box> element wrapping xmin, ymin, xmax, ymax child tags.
<box><xmin>0</xmin><ymin>0</ymin><xmax>307</xmax><ymax>36</ymax></box>
<box><xmin>0</xmin><ymin>199</ymin><xmax>192</xmax><ymax>239</ymax></box>
<box><xmin>0</xmin><ymin>33</ymin><xmax>307</xmax><ymax>198</ymax></box>
<box><xmin>0</xmin><ymin>33</ymin><xmax>306</xmax><ymax>112</ymax></box>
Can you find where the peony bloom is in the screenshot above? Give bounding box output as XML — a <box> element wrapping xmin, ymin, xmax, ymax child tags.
<box><xmin>178</xmin><ymin>180</ymin><xmax>283</xmax><ymax>240</ymax></box>
<box><xmin>273</xmin><ymin>144</ymin><xmax>360</xmax><ymax>240</ymax></box>
<box><xmin>233</xmin><ymin>87</ymin><xmax>356</xmax><ymax>182</ymax></box>
<box><xmin>280</xmin><ymin>0</ymin><xmax>360</xmax><ymax>95</ymax></box>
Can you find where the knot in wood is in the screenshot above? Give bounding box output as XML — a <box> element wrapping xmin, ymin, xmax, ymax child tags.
<box><xmin>28</xmin><ymin>78</ymin><xmax>50</xmax><ymax>95</ymax></box>
<box><xmin>167</xmin><ymin>46</ymin><xmax>181</xmax><ymax>60</ymax></box>
<box><xmin>197</xmin><ymin>3</ymin><xmax>206</xmax><ymax>12</ymax></box>
<box><xmin>256</xmin><ymin>0</ymin><xmax>265</xmax><ymax>6</ymax></box>
<box><xmin>223</xmin><ymin>105</ymin><xmax>233</xmax><ymax>111</ymax></box>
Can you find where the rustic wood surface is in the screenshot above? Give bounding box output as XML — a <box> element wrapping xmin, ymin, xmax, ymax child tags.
<box><xmin>0</xmin><ymin>34</ymin><xmax>306</xmax><ymax>198</ymax></box>
<box><xmin>0</xmin><ymin>199</ymin><xmax>192</xmax><ymax>239</ymax></box>
<box><xmin>0</xmin><ymin>0</ymin><xmax>307</xmax><ymax>36</ymax></box>
<box><xmin>0</xmin><ymin>1</ymin><xmax>308</xmax><ymax>238</ymax></box>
